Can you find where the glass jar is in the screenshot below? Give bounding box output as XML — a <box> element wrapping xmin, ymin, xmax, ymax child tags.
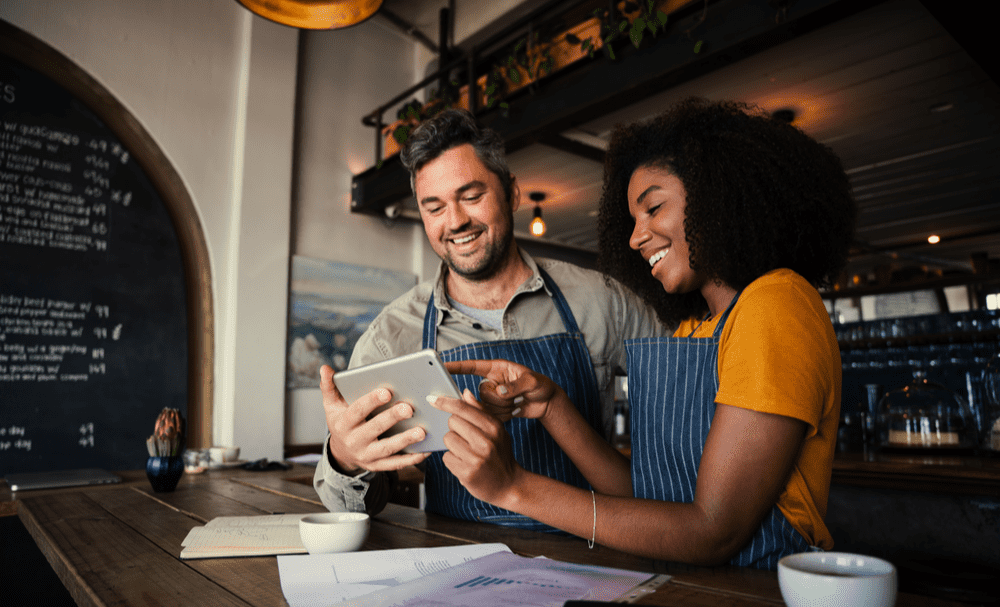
<box><xmin>877</xmin><ymin>370</ymin><xmax>978</xmax><ymax>452</ymax></box>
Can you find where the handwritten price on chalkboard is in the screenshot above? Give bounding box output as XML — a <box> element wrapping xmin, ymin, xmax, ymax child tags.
<box><xmin>80</xmin><ymin>422</ymin><xmax>95</xmax><ymax>447</ymax></box>
<box><xmin>110</xmin><ymin>190</ymin><xmax>132</xmax><ymax>206</ymax></box>
<box><xmin>85</xmin><ymin>154</ymin><xmax>110</xmax><ymax>170</ymax></box>
<box><xmin>82</xmin><ymin>170</ymin><xmax>110</xmax><ymax>189</ymax></box>
<box><xmin>86</xmin><ymin>139</ymin><xmax>130</xmax><ymax>164</ymax></box>
<box><xmin>92</xmin><ymin>323</ymin><xmax>122</xmax><ymax>340</ymax></box>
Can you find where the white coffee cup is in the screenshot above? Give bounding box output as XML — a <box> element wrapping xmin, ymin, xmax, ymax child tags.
<box><xmin>299</xmin><ymin>512</ymin><xmax>370</xmax><ymax>554</ymax></box>
<box><xmin>208</xmin><ymin>446</ymin><xmax>240</xmax><ymax>466</ymax></box>
<box><xmin>778</xmin><ymin>552</ymin><xmax>897</xmax><ymax>607</ymax></box>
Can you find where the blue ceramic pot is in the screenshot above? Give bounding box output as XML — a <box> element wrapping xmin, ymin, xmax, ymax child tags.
<box><xmin>146</xmin><ymin>456</ymin><xmax>184</xmax><ymax>492</ymax></box>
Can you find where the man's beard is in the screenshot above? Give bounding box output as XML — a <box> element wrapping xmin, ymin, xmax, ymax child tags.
<box><xmin>444</xmin><ymin>219</ymin><xmax>514</xmax><ymax>282</ymax></box>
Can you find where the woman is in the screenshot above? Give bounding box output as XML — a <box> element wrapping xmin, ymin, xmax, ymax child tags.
<box><xmin>431</xmin><ymin>98</ymin><xmax>856</xmax><ymax>569</ymax></box>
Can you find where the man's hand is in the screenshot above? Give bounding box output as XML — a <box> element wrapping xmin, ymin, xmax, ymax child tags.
<box><xmin>321</xmin><ymin>365</ymin><xmax>430</xmax><ymax>475</ymax></box>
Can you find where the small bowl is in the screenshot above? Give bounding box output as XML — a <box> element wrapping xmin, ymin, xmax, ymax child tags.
<box><xmin>778</xmin><ymin>552</ymin><xmax>897</xmax><ymax>607</ymax></box>
<box><xmin>209</xmin><ymin>446</ymin><xmax>240</xmax><ymax>465</ymax></box>
<box><xmin>299</xmin><ymin>512</ymin><xmax>370</xmax><ymax>554</ymax></box>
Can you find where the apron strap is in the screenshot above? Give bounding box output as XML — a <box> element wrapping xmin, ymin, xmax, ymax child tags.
<box><xmin>686</xmin><ymin>290</ymin><xmax>743</xmax><ymax>339</ymax></box>
<box><xmin>711</xmin><ymin>290</ymin><xmax>742</xmax><ymax>338</ymax></box>
<box><xmin>422</xmin><ymin>294</ymin><xmax>439</xmax><ymax>350</ymax></box>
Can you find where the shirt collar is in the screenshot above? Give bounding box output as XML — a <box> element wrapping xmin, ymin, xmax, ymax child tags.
<box><xmin>431</xmin><ymin>247</ymin><xmax>551</xmax><ymax>324</ymax></box>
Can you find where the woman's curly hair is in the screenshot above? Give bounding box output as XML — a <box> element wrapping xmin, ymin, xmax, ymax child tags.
<box><xmin>598</xmin><ymin>98</ymin><xmax>856</xmax><ymax>327</ymax></box>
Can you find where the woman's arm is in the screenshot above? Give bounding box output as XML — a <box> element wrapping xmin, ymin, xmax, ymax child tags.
<box><xmin>437</xmin><ymin>386</ymin><xmax>806</xmax><ymax>565</ymax></box>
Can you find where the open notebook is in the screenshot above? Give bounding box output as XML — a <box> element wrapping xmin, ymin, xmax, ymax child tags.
<box><xmin>3</xmin><ymin>468</ymin><xmax>122</xmax><ymax>491</ymax></box>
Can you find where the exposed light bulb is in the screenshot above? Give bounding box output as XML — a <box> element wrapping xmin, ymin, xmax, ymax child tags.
<box><xmin>927</xmin><ymin>235</ymin><xmax>941</xmax><ymax>244</ymax></box>
<box><xmin>530</xmin><ymin>210</ymin><xmax>546</xmax><ymax>237</ymax></box>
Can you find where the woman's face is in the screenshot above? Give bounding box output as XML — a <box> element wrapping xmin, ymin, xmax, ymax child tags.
<box><xmin>627</xmin><ymin>165</ymin><xmax>704</xmax><ymax>295</ymax></box>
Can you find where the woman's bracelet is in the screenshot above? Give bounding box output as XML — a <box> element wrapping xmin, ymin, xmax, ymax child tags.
<box><xmin>588</xmin><ymin>489</ymin><xmax>596</xmax><ymax>549</ymax></box>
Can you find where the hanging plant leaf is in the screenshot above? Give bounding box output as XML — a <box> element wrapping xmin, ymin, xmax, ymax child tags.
<box><xmin>397</xmin><ymin>98</ymin><xmax>421</xmax><ymax>121</ymax></box>
<box><xmin>508</xmin><ymin>67</ymin><xmax>521</xmax><ymax>83</ymax></box>
<box><xmin>630</xmin><ymin>24</ymin><xmax>643</xmax><ymax>48</ymax></box>
<box><xmin>565</xmin><ymin>32</ymin><xmax>581</xmax><ymax>44</ymax></box>
<box><xmin>647</xmin><ymin>0</ymin><xmax>656</xmax><ymax>12</ymax></box>
<box><xmin>693</xmin><ymin>40</ymin><xmax>703</xmax><ymax>53</ymax></box>
<box><xmin>618</xmin><ymin>20</ymin><xmax>628</xmax><ymax>32</ymax></box>
<box><xmin>657</xmin><ymin>9</ymin><xmax>670</xmax><ymax>25</ymax></box>
<box><xmin>581</xmin><ymin>38</ymin><xmax>593</xmax><ymax>53</ymax></box>
<box><xmin>536</xmin><ymin>55</ymin><xmax>554</xmax><ymax>78</ymax></box>
<box><xmin>392</xmin><ymin>124</ymin><xmax>411</xmax><ymax>145</ymax></box>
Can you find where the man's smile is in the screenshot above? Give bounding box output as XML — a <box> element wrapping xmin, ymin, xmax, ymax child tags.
<box><xmin>450</xmin><ymin>232</ymin><xmax>481</xmax><ymax>245</ymax></box>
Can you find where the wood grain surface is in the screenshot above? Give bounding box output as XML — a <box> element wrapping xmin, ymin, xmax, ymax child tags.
<box><xmin>11</xmin><ymin>464</ymin><xmax>967</xmax><ymax>607</ymax></box>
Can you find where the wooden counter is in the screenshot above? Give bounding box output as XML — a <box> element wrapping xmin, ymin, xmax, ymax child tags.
<box><xmin>833</xmin><ymin>451</ymin><xmax>1000</xmax><ymax>496</ymax></box>
<box><xmin>4</xmin><ymin>464</ymin><xmax>963</xmax><ymax>607</ymax></box>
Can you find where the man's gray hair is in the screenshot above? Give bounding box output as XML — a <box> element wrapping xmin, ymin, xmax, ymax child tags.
<box><xmin>400</xmin><ymin>109</ymin><xmax>514</xmax><ymax>203</ymax></box>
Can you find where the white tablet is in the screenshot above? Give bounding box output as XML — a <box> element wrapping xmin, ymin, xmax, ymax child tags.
<box><xmin>334</xmin><ymin>349</ymin><xmax>462</xmax><ymax>453</ymax></box>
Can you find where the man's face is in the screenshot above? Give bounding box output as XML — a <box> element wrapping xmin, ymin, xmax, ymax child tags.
<box><xmin>414</xmin><ymin>144</ymin><xmax>518</xmax><ymax>281</ymax></box>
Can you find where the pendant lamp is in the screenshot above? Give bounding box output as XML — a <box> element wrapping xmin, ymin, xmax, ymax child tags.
<box><xmin>529</xmin><ymin>192</ymin><xmax>547</xmax><ymax>237</ymax></box>
<box><xmin>236</xmin><ymin>0</ymin><xmax>382</xmax><ymax>30</ymax></box>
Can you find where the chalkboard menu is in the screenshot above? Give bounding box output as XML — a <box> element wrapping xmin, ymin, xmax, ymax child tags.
<box><xmin>1</xmin><ymin>29</ymin><xmax>191</xmax><ymax>474</ymax></box>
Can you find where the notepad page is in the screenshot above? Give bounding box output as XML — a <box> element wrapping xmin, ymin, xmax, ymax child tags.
<box><xmin>180</xmin><ymin>514</ymin><xmax>309</xmax><ymax>559</ymax></box>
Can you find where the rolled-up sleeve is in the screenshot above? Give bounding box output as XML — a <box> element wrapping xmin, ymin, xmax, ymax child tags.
<box><xmin>313</xmin><ymin>439</ymin><xmax>396</xmax><ymax>514</ymax></box>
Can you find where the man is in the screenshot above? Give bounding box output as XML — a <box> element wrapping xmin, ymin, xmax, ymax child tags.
<box><xmin>314</xmin><ymin>109</ymin><xmax>666</xmax><ymax>530</ymax></box>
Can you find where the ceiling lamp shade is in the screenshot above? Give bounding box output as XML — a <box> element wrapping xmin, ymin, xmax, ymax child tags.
<box><xmin>236</xmin><ymin>0</ymin><xmax>382</xmax><ymax>30</ymax></box>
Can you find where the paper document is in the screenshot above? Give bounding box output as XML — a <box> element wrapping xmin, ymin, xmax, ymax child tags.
<box><xmin>180</xmin><ymin>514</ymin><xmax>310</xmax><ymax>559</ymax></box>
<box><xmin>278</xmin><ymin>543</ymin><xmax>512</xmax><ymax>607</ymax></box>
<box><xmin>330</xmin><ymin>551</ymin><xmax>664</xmax><ymax>607</ymax></box>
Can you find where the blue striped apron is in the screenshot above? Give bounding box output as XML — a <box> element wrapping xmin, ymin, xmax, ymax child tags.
<box><xmin>625</xmin><ymin>293</ymin><xmax>813</xmax><ymax>570</ymax></box>
<box><xmin>422</xmin><ymin>268</ymin><xmax>600</xmax><ymax>532</ymax></box>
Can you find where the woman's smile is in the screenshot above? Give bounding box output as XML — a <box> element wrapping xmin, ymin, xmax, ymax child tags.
<box><xmin>648</xmin><ymin>249</ymin><xmax>668</xmax><ymax>267</ymax></box>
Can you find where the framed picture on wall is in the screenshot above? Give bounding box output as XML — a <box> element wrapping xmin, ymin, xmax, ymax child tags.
<box><xmin>286</xmin><ymin>256</ymin><xmax>416</xmax><ymax>389</ymax></box>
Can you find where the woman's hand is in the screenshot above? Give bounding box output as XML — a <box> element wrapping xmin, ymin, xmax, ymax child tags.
<box><xmin>430</xmin><ymin>389</ymin><xmax>525</xmax><ymax>507</ymax></box>
<box><xmin>443</xmin><ymin>359</ymin><xmax>569</xmax><ymax>423</ymax></box>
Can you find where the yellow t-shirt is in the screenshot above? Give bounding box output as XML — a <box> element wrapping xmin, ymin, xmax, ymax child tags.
<box><xmin>674</xmin><ymin>268</ymin><xmax>839</xmax><ymax>549</ymax></box>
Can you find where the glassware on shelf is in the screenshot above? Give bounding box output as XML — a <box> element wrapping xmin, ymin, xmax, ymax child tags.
<box><xmin>877</xmin><ymin>369</ymin><xmax>978</xmax><ymax>452</ymax></box>
<box><xmin>982</xmin><ymin>353</ymin><xmax>1000</xmax><ymax>455</ymax></box>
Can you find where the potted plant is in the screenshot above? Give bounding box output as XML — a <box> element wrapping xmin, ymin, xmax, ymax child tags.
<box><xmin>145</xmin><ymin>407</ymin><xmax>185</xmax><ymax>492</ymax></box>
